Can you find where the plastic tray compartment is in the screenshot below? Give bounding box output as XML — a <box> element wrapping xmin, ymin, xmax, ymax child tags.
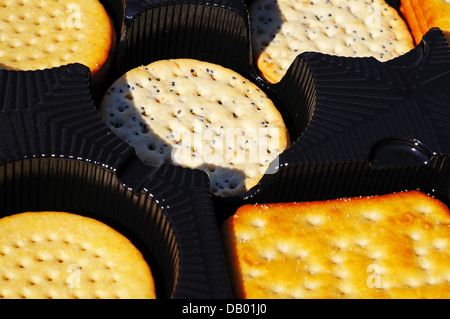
<box><xmin>112</xmin><ymin>0</ymin><xmax>450</xmax><ymax>222</ymax></box>
<box><xmin>216</xmin><ymin>27</ymin><xmax>450</xmax><ymax>221</ymax></box>
<box><xmin>0</xmin><ymin>64</ymin><xmax>232</xmax><ymax>299</ymax></box>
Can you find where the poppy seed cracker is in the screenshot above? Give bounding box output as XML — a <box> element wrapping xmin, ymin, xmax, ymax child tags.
<box><xmin>249</xmin><ymin>0</ymin><xmax>415</xmax><ymax>83</ymax></box>
<box><xmin>99</xmin><ymin>59</ymin><xmax>289</xmax><ymax>197</ymax></box>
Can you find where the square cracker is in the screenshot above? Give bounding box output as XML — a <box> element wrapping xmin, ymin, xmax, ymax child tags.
<box><xmin>221</xmin><ymin>191</ymin><xmax>450</xmax><ymax>298</ymax></box>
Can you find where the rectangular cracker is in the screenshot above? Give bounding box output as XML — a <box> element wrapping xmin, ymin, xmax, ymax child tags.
<box><xmin>221</xmin><ymin>191</ymin><xmax>450</xmax><ymax>298</ymax></box>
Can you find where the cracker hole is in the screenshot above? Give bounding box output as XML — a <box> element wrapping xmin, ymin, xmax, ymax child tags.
<box><xmin>418</xmin><ymin>261</ymin><xmax>430</xmax><ymax>271</ymax></box>
<box><xmin>140</xmin><ymin>124</ymin><xmax>149</xmax><ymax>134</ymax></box>
<box><xmin>432</xmin><ymin>239</ymin><xmax>446</xmax><ymax>251</ymax></box>
<box><xmin>229</xmin><ymin>182</ymin><xmax>238</xmax><ymax>189</ymax></box>
<box><xmin>368</xmin><ymin>251</ymin><xmax>383</xmax><ymax>261</ymax></box>
<box><xmin>251</xmin><ymin>218</ymin><xmax>265</xmax><ymax>228</ymax></box>
<box><xmin>409</xmin><ymin>232</ymin><xmax>421</xmax><ymax>241</ymax></box>
<box><xmin>303</xmin><ymin>281</ymin><xmax>318</xmax><ymax>291</ymax></box>
<box><xmin>334</xmin><ymin>273</ymin><xmax>344</xmax><ymax>280</ymax></box>
<box><xmin>110</xmin><ymin>121</ymin><xmax>123</xmax><ymax>129</ymax></box>
<box><xmin>363</xmin><ymin>211</ymin><xmax>380</xmax><ymax>222</ymax></box>
<box><xmin>414</xmin><ymin>247</ymin><xmax>427</xmax><ymax>257</ymax></box>
<box><xmin>336</xmin><ymin>289</ymin><xmax>348</xmax><ymax>297</ymax></box>
<box><xmin>329</xmin><ymin>255</ymin><xmax>343</xmax><ymax>265</ymax></box>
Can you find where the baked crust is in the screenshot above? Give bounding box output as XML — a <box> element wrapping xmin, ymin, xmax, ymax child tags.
<box><xmin>400</xmin><ymin>0</ymin><xmax>450</xmax><ymax>45</ymax></box>
<box><xmin>221</xmin><ymin>191</ymin><xmax>450</xmax><ymax>298</ymax></box>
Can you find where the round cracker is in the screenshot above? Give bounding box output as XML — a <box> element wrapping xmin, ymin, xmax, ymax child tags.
<box><xmin>250</xmin><ymin>0</ymin><xmax>415</xmax><ymax>83</ymax></box>
<box><xmin>0</xmin><ymin>0</ymin><xmax>115</xmax><ymax>80</ymax></box>
<box><xmin>99</xmin><ymin>59</ymin><xmax>289</xmax><ymax>197</ymax></box>
<box><xmin>0</xmin><ymin>211</ymin><xmax>156</xmax><ymax>299</ymax></box>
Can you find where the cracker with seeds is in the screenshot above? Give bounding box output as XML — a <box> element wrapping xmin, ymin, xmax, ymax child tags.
<box><xmin>0</xmin><ymin>211</ymin><xmax>156</xmax><ymax>299</ymax></box>
<box><xmin>249</xmin><ymin>0</ymin><xmax>415</xmax><ymax>83</ymax></box>
<box><xmin>99</xmin><ymin>59</ymin><xmax>289</xmax><ymax>197</ymax></box>
<box><xmin>0</xmin><ymin>0</ymin><xmax>115</xmax><ymax>84</ymax></box>
<box><xmin>221</xmin><ymin>191</ymin><xmax>450</xmax><ymax>298</ymax></box>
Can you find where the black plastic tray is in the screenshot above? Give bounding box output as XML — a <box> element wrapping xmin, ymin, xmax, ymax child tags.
<box><xmin>114</xmin><ymin>0</ymin><xmax>450</xmax><ymax>224</ymax></box>
<box><xmin>0</xmin><ymin>64</ymin><xmax>232</xmax><ymax>299</ymax></box>
<box><xmin>1</xmin><ymin>0</ymin><xmax>449</xmax><ymax>300</ymax></box>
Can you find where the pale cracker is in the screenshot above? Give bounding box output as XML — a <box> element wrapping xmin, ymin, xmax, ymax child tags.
<box><xmin>0</xmin><ymin>211</ymin><xmax>156</xmax><ymax>299</ymax></box>
<box><xmin>221</xmin><ymin>191</ymin><xmax>450</xmax><ymax>298</ymax></box>
<box><xmin>99</xmin><ymin>59</ymin><xmax>289</xmax><ymax>197</ymax></box>
<box><xmin>249</xmin><ymin>0</ymin><xmax>415</xmax><ymax>83</ymax></box>
<box><xmin>0</xmin><ymin>0</ymin><xmax>115</xmax><ymax>82</ymax></box>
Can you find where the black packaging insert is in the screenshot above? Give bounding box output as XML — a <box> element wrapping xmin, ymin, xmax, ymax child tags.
<box><xmin>0</xmin><ymin>64</ymin><xmax>232</xmax><ymax>299</ymax></box>
<box><xmin>114</xmin><ymin>0</ymin><xmax>450</xmax><ymax>223</ymax></box>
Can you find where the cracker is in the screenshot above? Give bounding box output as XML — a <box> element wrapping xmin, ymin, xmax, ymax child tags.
<box><xmin>400</xmin><ymin>0</ymin><xmax>450</xmax><ymax>45</ymax></box>
<box><xmin>0</xmin><ymin>0</ymin><xmax>115</xmax><ymax>83</ymax></box>
<box><xmin>0</xmin><ymin>211</ymin><xmax>156</xmax><ymax>299</ymax></box>
<box><xmin>249</xmin><ymin>0</ymin><xmax>415</xmax><ymax>83</ymax></box>
<box><xmin>221</xmin><ymin>191</ymin><xmax>450</xmax><ymax>298</ymax></box>
<box><xmin>99</xmin><ymin>58</ymin><xmax>289</xmax><ymax>197</ymax></box>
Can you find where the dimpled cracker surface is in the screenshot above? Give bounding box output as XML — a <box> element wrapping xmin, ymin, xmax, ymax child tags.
<box><xmin>99</xmin><ymin>59</ymin><xmax>289</xmax><ymax>197</ymax></box>
<box><xmin>0</xmin><ymin>0</ymin><xmax>114</xmax><ymax>78</ymax></box>
<box><xmin>0</xmin><ymin>212</ymin><xmax>156</xmax><ymax>299</ymax></box>
<box><xmin>400</xmin><ymin>0</ymin><xmax>450</xmax><ymax>45</ymax></box>
<box><xmin>249</xmin><ymin>0</ymin><xmax>415</xmax><ymax>83</ymax></box>
<box><xmin>221</xmin><ymin>191</ymin><xmax>450</xmax><ymax>299</ymax></box>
